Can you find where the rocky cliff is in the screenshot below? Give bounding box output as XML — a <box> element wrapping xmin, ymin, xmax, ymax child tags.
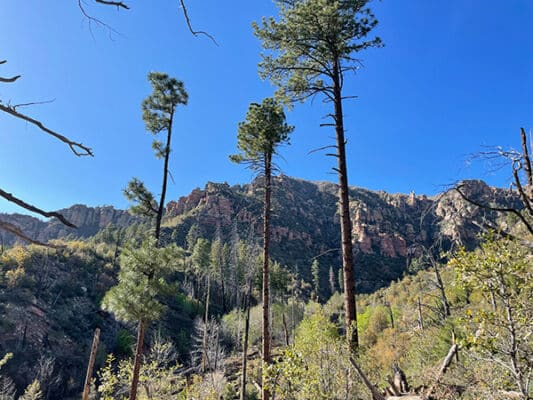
<box><xmin>161</xmin><ymin>176</ymin><xmax>520</xmax><ymax>292</ymax></box>
<box><xmin>0</xmin><ymin>205</ymin><xmax>138</xmax><ymax>247</ymax></box>
<box><xmin>0</xmin><ymin>177</ymin><xmax>521</xmax><ymax>292</ymax></box>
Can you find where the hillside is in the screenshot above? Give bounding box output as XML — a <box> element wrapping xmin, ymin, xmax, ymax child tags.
<box><xmin>0</xmin><ymin>176</ymin><xmax>527</xmax><ymax>398</ymax></box>
<box><xmin>1</xmin><ymin>177</ymin><xmax>521</xmax><ymax>294</ymax></box>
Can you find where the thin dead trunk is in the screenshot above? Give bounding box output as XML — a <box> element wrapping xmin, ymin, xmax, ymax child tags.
<box><xmin>433</xmin><ymin>262</ymin><xmax>450</xmax><ymax>317</ymax></box>
<box><xmin>386</xmin><ymin>302</ymin><xmax>395</xmax><ymax>329</ymax></box>
<box><xmin>82</xmin><ymin>328</ymin><xmax>100</xmax><ymax>400</ymax></box>
<box><xmin>500</xmin><ymin>275</ymin><xmax>527</xmax><ymax>397</ymax></box>
<box><xmin>520</xmin><ymin>128</ymin><xmax>533</xmax><ymax>189</ymax></box>
<box><xmin>262</xmin><ymin>157</ymin><xmax>272</xmax><ymax>400</ymax></box>
<box><xmin>240</xmin><ymin>279</ymin><xmax>253</xmax><ymax>400</ymax></box>
<box><xmin>282</xmin><ymin>312</ymin><xmax>290</xmax><ymax>346</ymax></box>
<box><xmin>129</xmin><ymin>320</ymin><xmax>146</xmax><ymax>400</ymax></box>
<box><xmin>220</xmin><ymin>263</ymin><xmax>227</xmax><ymax>313</ymax></box>
<box><xmin>417</xmin><ymin>296</ymin><xmax>424</xmax><ymax>331</ymax></box>
<box><xmin>202</xmin><ymin>274</ymin><xmax>211</xmax><ymax>372</ymax></box>
<box><xmin>332</xmin><ymin>58</ymin><xmax>358</xmax><ymax>350</ymax></box>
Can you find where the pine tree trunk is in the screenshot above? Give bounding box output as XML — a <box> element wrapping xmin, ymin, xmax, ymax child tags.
<box><xmin>154</xmin><ymin>112</ymin><xmax>174</xmax><ymax>245</ymax></box>
<box><xmin>332</xmin><ymin>58</ymin><xmax>358</xmax><ymax>350</ymax></box>
<box><xmin>129</xmin><ymin>320</ymin><xmax>146</xmax><ymax>400</ymax></box>
<box><xmin>262</xmin><ymin>157</ymin><xmax>272</xmax><ymax>400</ymax></box>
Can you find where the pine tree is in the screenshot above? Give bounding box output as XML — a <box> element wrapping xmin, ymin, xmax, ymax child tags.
<box><xmin>124</xmin><ymin>72</ymin><xmax>188</xmax><ymax>246</ymax></box>
<box><xmin>101</xmin><ymin>239</ymin><xmax>183</xmax><ymax>400</ymax></box>
<box><xmin>120</xmin><ymin>72</ymin><xmax>188</xmax><ymax>400</ymax></box>
<box><xmin>254</xmin><ymin>0</ymin><xmax>382</xmax><ymax>350</ymax></box>
<box><xmin>230</xmin><ymin>97</ymin><xmax>293</xmax><ymax>400</ymax></box>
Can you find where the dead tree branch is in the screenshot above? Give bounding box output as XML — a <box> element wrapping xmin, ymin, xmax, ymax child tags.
<box><xmin>0</xmin><ymin>60</ymin><xmax>21</xmax><ymax>83</ymax></box>
<box><xmin>425</xmin><ymin>344</ymin><xmax>458</xmax><ymax>399</ymax></box>
<box><xmin>12</xmin><ymin>99</ymin><xmax>56</xmax><ymax>111</ymax></box>
<box><xmin>94</xmin><ymin>0</ymin><xmax>129</xmax><ymax>9</ymax></box>
<box><xmin>178</xmin><ymin>0</ymin><xmax>219</xmax><ymax>46</ymax></box>
<box><xmin>520</xmin><ymin>128</ymin><xmax>533</xmax><ymax>188</ymax></box>
<box><xmin>0</xmin><ymin>75</ymin><xmax>21</xmax><ymax>83</ymax></box>
<box><xmin>349</xmin><ymin>356</ymin><xmax>386</xmax><ymax>400</ymax></box>
<box><xmin>0</xmin><ymin>103</ymin><xmax>93</xmax><ymax>156</ymax></box>
<box><xmin>0</xmin><ymin>189</ymin><xmax>76</xmax><ymax>228</ymax></box>
<box><xmin>0</xmin><ymin>220</ymin><xmax>56</xmax><ymax>247</ymax></box>
<box><xmin>77</xmin><ymin>0</ymin><xmax>122</xmax><ymax>36</ymax></box>
<box><xmin>454</xmin><ymin>184</ymin><xmax>533</xmax><ymax>235</ymax></box>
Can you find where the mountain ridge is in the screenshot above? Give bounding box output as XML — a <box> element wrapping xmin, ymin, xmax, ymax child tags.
<box><xmin>1</xmin><ymin>176</ymin><xmax>521</xmax><ymax>292</ymax></box>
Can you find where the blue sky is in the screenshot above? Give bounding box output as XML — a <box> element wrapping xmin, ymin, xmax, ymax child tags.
<box><xmin>1</xmin><ymin>0</ymin><xmax>532</xmax><ymax>215</ymax></box>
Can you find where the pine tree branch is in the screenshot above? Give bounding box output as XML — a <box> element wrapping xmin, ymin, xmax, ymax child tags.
<box><xmin>0</xmin><ymin>103</ymin><xmax>93</xmax><ymax>156</ymax></box>
<box><xmin>0</xmin><ymin>188</ymin><xmax>76</xmax><ymax>228</ymax></box>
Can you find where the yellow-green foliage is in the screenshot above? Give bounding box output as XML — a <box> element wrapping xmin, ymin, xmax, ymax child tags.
<box><xmin>0</xmin><ymin>246</ymin><xmax>31</xmax><ymax>287</ymax></box>
<box><xmin>181</xmin><ymin>372</ymin><xmax>232</xmax><ymax>400</ymax></box>
<box><xmin>98</xmin><ymin>340</ymin><xmax>185</xmax><ymax>400</ymax></box>
<box><xmin>450</xmin><ymin>236</ymin><xmax>532</xmax><ymax>397</ymax></box>
<box><xmin>267</xmin><ymin>310</ymin><xmax>356</xmax><ymax>399</ymax></box>
<box><xmin>358</xmin><ymin>304</ymin><xmax>391</xmax><ymax>346</ymax></box>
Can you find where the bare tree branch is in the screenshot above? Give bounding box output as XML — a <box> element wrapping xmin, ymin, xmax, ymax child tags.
<box><xmin>307</xmin><ymin>144</ymin><xmax>337</xmax><ymax>155</ymax></box>
<box><xmin>454</xmin><ymin>184</ymin><xmax>533</xmax><ymax>235</ymax></box>
<box><xmin>349</xmin><ymin>356</ymin><xmax>386</xmax><ymax>400</ymax></box>
<box><xmin>178</xmin><ymin>0</ymin><xmax>219</xmax><ymax>46</ymax></box>
<box><xmin>94</xmin><ymin>0</ymin><xmax>129</xmax><ymax>9</ymax></box>
<box><xmin>0</xmin><ymin>75</ymin><xmax>21</xmax><ymax>83</ymax></box>
<box><xmin>0</xmin><ymin>188</ymin><xmax>76</xmax><ymax>228</ymax></box>
<box><xmin>12</xmin><ymin>99</ymin><xmax>56</xmax><ymax>111</ymax></box>
<box><xmin>513</xmin><ymin>168</ymin><xmax>533</xmax><ymax>216</ymax></box>
<box><xmin>0</xmin><ymin>60</ymin><xmax>21</xmax><ymax>83</ymax></box>
<box><xmin>77</xmin><ymin>0</ymin><xmax>121</xmax><ymax>36</ymax></box>
<box><xmin>425</xmin><ymin>344</ymin><xmax>458</xmax><ymax>398</ymax></box>
<box><xmin>0</xmin><ymin>220</ymin><xmax>57</xmax><ymax>248</ymax></box>
<box><xmin>0</xmin><ymin>103</ymin><xmax>93</xmax><ymax>156</ymax></box>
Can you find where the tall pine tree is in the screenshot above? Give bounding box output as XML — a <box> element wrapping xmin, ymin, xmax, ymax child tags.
<box><xmin>121</xmin><ymin>72</ymin><xmax>188</xmax><ymax>400</ymax></box>
<box><xmin>254</xmin><ymin>0</ymin><xmax>382</xmax><ymax>350</ymax></box>
<box><xmin>230</xmin><ymin>97</ymin><xmax>293</xmax><ymax>400</ymax></box>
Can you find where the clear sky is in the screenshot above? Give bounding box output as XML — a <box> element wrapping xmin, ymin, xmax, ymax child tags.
<box><xmin>1</xmin><ymin>1</ymin><xmax>532</xmax><ymax>215</ymax></box>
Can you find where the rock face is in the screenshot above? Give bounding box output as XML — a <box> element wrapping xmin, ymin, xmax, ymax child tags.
<box><xmin>160</xmin><ymin>176</ymin><xmax>519</xmax><ymax>292</ymax></box>
<box><xmin>0</xmin><ymin>205</ymin><xmax>138</xmax><ymax>246</ymax></box>
<box><xmin>0</xmin><ymin>177</ymin><xmax>520</xmax><ymax>292</ymax></box>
